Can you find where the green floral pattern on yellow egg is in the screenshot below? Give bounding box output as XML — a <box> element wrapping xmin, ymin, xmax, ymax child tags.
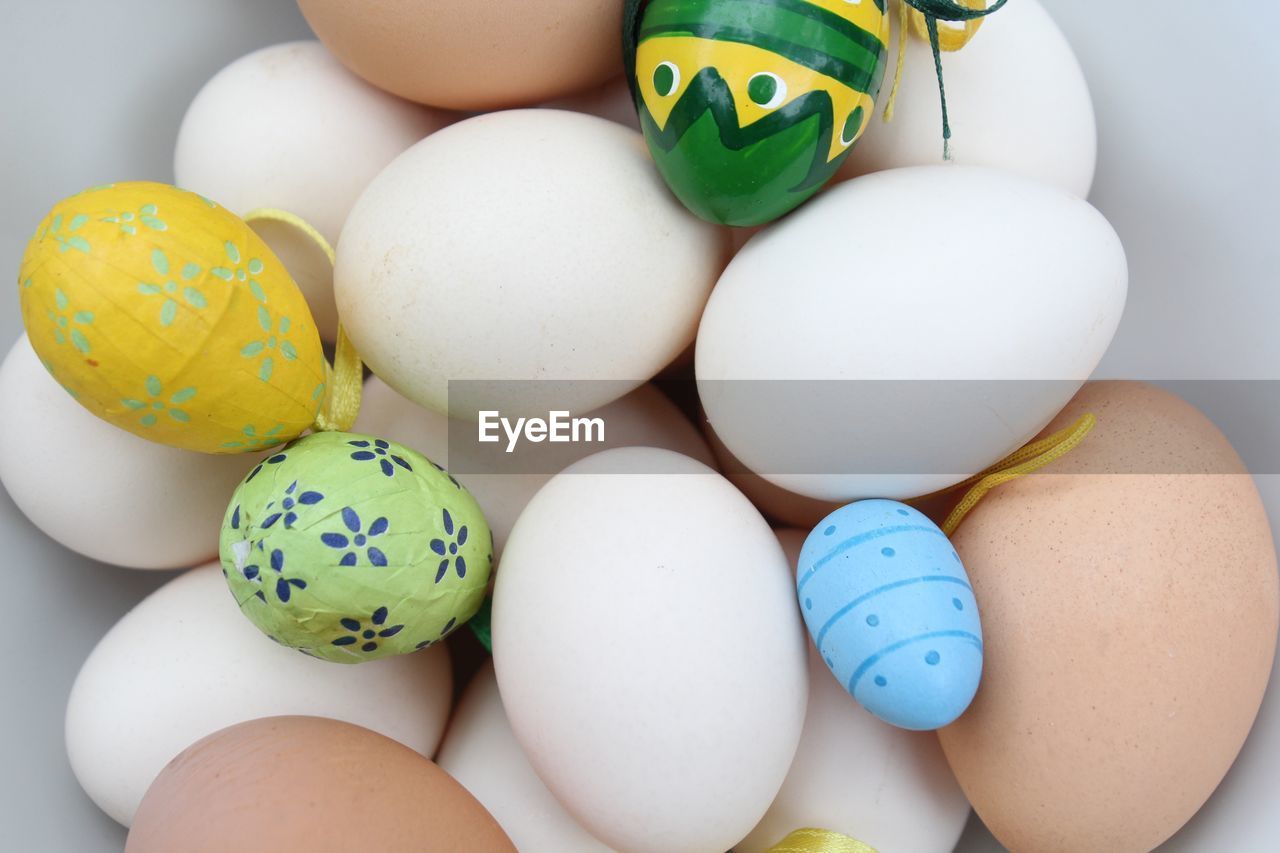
<box><xmin>17</xmin><ymin>181</ymin><xmax>326</xmax><ymax>454</ymax></box>
<box><xmin>219</xmin><ymin>431</ymin><xmax>493</xmax><ymax>663</ymax></box>
<box><xmin>100</xmin><ymin>202</ymin><xmax>167</xmax><ymax>235</ymax></box>
<box><xmin>137</xmin><ymin>248</ymin><xmax>207</xmax><ymax>327</ymax></box>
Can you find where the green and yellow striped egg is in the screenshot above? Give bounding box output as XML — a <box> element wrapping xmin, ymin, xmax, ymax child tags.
<box><xmin>17</xmin><ymin>182</ymin><xmax>326</xmax><ymax>454</ymax></box>
<box><xmin>630</xmin><ymin>0</ymin><xmax>889</xmax><ymax>226</ymax></box>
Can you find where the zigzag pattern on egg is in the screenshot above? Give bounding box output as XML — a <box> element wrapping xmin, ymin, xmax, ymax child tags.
<box><xmin>628</xmin><ymin>0</ymin><xmax>889</xmax><ymax>225</ymax></box>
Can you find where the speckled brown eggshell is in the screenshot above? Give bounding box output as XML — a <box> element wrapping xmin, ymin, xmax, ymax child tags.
<box><xmin>940</xmin><ymin>381</ymin><xmax>1279</xmax><ymax>853</ymax></box>
<box><xmin>126</xmin><ymin>716</ymin><xmax>515</xmax><ymax>853</ymax></box>
<box><xmin>296</xmin><ymin>0</ymin><xmax>623</xmax><ymax>110</ymax></box>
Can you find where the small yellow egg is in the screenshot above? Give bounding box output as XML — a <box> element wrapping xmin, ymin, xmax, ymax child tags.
<box><xmin>18</xmin><ymin>182</ymin><xmax>326</xmax><ymax>453</ymax></box>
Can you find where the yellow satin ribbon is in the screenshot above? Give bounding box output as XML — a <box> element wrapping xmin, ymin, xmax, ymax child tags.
<box><xmin>243</xmin><ymin>208</ymin><xmax>362</xmax><ymax>433</ymax></box>
<box><xmin>767</xmin><ymin>828</ymin><xmax>879</xmax><ymax>853</ymax></box>
<box><xmin>908</xmin><ymin>412</ymin><xmax>1097</xmax><ymax>536</ymax></box>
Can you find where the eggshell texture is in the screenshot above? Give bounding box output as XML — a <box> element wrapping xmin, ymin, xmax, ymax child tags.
<box><xmin>18</xmin><ymin>182</ymin><xmax>326</xmax><ymax>453</ymax></box>
<box><xmin>127</xmin><ymin>716</ymin><xmax>514</xmax><ymax>853</ymax></box>
<box><xmin>438</xmin><ymin>662</ymin><xmax>615</xmax><ymax>852</ymax></box>
<box><xmin>799</xmin><ymin>501</ymin><xmax>983</xmax><ymax>730</ymax></box>
<box><xmin>220</xmin><ymin>431</ymin><xmax>491</xmax><ymax>661</ymax></box>
<box><xmin>838</xmin><ymin>0</ymin><xmax>1096</xmax><ymax>198</ymax></box>
<box><xmin>356</xmin><ymin>376</ymin><xmax>715</xmax><ymax>560</ymax></box>
<box><xmin>0</xmin><ymin>335</ymin><xmax>256</xmax><ymax>569</ymax></box>
<box><xmin>297</xmin><ymin>0</ymin><xmax>622</xmax><ymax>110</ymax></box>
<box><xmin>739</xmin><ymin>530</ymin><xmax>970</xmax><ymax>853</ymax></box>
<box><xmin>541</xmin><ymin>76</ymin><xmax>640</xmax><ymax>131</ymax></box>
<box><xmin>696</xmin><ymin>165</ymin><xmax>1126</xmax><ymax>501</ymax></box>
<box><xmin>940</xmin><ymin>381</ymin><xmax>1279</xmax><ymax>852</ymax></box>
<box><xmin>174</xmin><ymin>41</ymin><xmax>451</xmax><ymax>341</ymax></box>
<box><xmin>66</xmin><ymin>565</ymin><xmax>452</xmax><ymax>826</ymax></box>
<box><xmin>335</xmin><ymin>110</ymin><xmax>727</xmax><ymax>419</ymax></box>
<box><xmin>494</xmin><ymin>447</ymin><xmax>807</xmax><ymax>852</ymax></box>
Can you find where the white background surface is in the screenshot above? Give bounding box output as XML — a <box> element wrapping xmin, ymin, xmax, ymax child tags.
<box><xmin>1</xmin><ymin>1</ymin><xmax>1277</xmax><ymax>850</ymax></box>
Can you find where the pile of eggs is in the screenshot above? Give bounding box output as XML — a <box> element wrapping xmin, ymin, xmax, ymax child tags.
<box><xmin>2</xmin><ymin>2</ymin><xmax>1276</xmax><ymax>852</ymax></box>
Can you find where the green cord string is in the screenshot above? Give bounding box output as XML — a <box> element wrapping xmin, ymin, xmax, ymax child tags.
<box><xmin>901</xmin><ymin>0</ymin><xmax>1009</xmax><ymax>159</ymax></box>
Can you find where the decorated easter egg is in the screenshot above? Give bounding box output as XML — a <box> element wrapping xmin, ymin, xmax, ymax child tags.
<box><xmin>175</xmin><ymin>41</ymin><xmax>451</xmax><ymax>341</ymax></box>
<box><xmin>838</xmin><ymin>0</ymin><xmax>1096</xmax><ymax>197</ymax></box>
<box><xmin>626</xmin><ymin>0</ymin><xmax>889</xmax><ymax>225</ymax></box>
<box><xmin>939</xmin><ymin>381</ymin><xmax>1279</xmax><ymax>852</ymax></box>
<box><xmin>738</xmin><ymin>529</ymin><xmax>971</xmax><ymax>853</ymax></box>
<box><xmin>219</xmin><ymin>430</ymin><xmax>491</xmax><ymax>661</ymax></box>
<box><xmin>66</xmin><ymin>565</ymin><xmax>453</xmax><ymax>826</ymax></box>
<box><xmin>697</xmin><ymin>165</ymin><xmax>1127</xmax><ymax>501</ymax></box>
<box><xmin>127</xmin><ymin>717</ymin><xmax>515</xmax><ymax>852</ymax></box>
<box><xmin>18</xmin><ymin>182</ymin><xmax>326</xmax><ymax>454</ymax></box>
<box><xmin>335</xmin><ymin>110</ymin><xmax>726</xmax><ymax>419</ymax></box>
<box><xmin>0</xmin><ymin>335</ymin><xmax>259</xmax><ymax>569</ymax></box>
<box><xmin>296</xmin><ymin>0</ymin><xmax>622</xmax><ymax>110</ymax></box>
<box><xmin>494</xmin><ymin>447</ymin><xmax>807</xmax><ymax>852</ymax></box>
<box><xmin>798</xmin><ymin>500</ymin><xmax>982</xmax><ymax>730</ymax></box>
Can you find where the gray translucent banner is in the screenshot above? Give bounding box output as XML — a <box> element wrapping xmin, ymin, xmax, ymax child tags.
<box><xmin>442</xmin><ymin>380</ymin><xmax>1280</xmax><ymax>478</ymax></box>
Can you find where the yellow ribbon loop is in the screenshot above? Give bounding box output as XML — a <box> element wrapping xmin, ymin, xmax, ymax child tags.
<box><xmin>882</xmin><ymin>0</ymin><xmax>911</xmax><ymax>122</ymax></box>
<box><xmin>767</xmin><ymin>828</ymin><xmax>879</xmax><ymax>853</ymax></box>
<box><xmin>929</xmin><ymin>412</ymin><xmax>1097</xmax><ymax>536</ymax></box>
<box><xmin>243</xmin><ymin>207</ymin><xmax>362</xmax><ymax>433</ymax></box>
<box><xmin>909</xmin><ymin>0</ymin><xmax>988</xmax><ymax>51</ymax></box>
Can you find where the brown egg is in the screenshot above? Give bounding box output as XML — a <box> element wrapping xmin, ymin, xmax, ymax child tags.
<box><xmin>127</xmin><ymin>716</ymin><xmax>515</xmax><ymax>853</ymax></box>
<box><xmin>940</xmin><ymin>381</ymin><xmax>1278</xmax><ymax>852</ymax></box>
<box><xmin>297</xmin><ymin>0</ymin><xmax>623</xmax><ymax>110</ymax></box>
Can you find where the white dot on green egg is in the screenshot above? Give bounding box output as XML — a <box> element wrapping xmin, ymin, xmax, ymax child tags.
<box><xmin>925</xmin><ymin>650</ymin><xmax>940</xmax><ymax>666</ymax></box>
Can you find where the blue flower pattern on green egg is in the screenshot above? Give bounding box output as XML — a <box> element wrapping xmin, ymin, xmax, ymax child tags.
<box><xmin>797</xmin><ymin>499</ymin><xmax>983</xmax><ymax>730</ymax></box>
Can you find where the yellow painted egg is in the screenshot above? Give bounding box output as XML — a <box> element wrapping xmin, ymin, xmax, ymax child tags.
<box><xmin>18</xmin><ymin>182</ymin><xmax>327</xmax><ymax>454</ymax></box>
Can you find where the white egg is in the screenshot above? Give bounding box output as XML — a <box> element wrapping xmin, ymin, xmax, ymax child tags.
<box><xmin>65</xmin><ymin>565</ymin><xmax>452</xmax><ymax>826</ymax></box>
<box><xmin>335</xmin><ymin>110</ymin><xmax>727</xmax><ymax>419</ymax></box>
<box><xmin>174</xmin><ymin>41</ymin><xmax>451</xmax><ymax>340</ymax></box>
<box><xmin>356</xmin><ymin>376</ymin><xmax>714</xmax><ymax>560</ymax></box>
<box><xmin>0</xmin><ymin>335</ymin><xmax>257</xmax><ymax>569</ymax></box>
<box><xmin>737</xmin><ymin>530</ymin><xmax>971</xmax><ymax>853</ymax></box>
<box><xmin>696</xmin><ymin>165</ymin><xmax>1127</xmax><ymax>502</ymax></box>
<box><xmin>838</xmin><ymin>0</ymin><xmax>1096</xmax><ymax>198</ymax></box>
<box><xmin>438</xmin><ymin>661</ymin><xmax>615</xmax><ymax>852</ymax></box>
<box><xmin>540</xmin><ymin>76</ymin><xmax>640</xmax><ymax>132</ymax></box>
<box><xmin>493</xmin><ymin>447</ymin><xmax>807</xmax><ymax>853</ymax></box>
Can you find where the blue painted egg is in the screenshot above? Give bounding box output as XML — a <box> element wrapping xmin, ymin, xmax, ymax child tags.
<box><xmin>797</xmin><ymin>499</ymin><xmax>983</xmax><ymax>730</ymax></box>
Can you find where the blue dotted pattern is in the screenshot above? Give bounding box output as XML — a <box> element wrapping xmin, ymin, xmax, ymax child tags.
<box><xmin>798</xmin><ymin>499</ymin><xmax>984</xmax><ymax>731</ymax></box>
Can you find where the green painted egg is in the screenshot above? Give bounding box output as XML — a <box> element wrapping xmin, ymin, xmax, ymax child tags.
<box><xmin>219</xmin><ymin>430</ymin><xmax>492</xmax><ymax>662</ymax></box>
<box><xmin>626</xmin><ymin>0</ymin><xmax>890</xmax><ymax>226</ymax></box>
